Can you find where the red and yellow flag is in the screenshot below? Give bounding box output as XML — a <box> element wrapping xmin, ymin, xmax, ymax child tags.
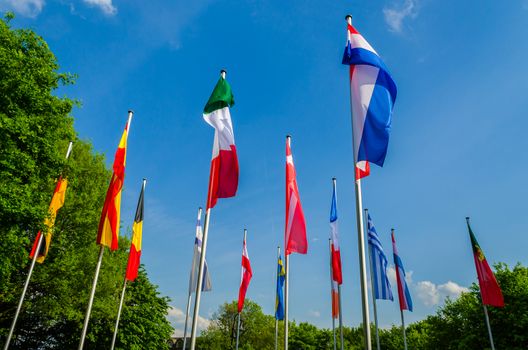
<box><xmin>29</xmin><ymin>177</ymin><xmax>68</xmax><ymax>263</ymax></box>
<box><xmin>96</xmin><ymin>120</ymin><xmax>130</xmax><ymax>251</ymax></box>
<box><xmin>125</xmin><ymin>181</ymin><xmax>145</xmax><ymax>281</ymax></box>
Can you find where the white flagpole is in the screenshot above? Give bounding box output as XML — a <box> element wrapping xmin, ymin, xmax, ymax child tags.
<box><xmin>274</xmin><ymin>245</ymin><xmax>280</xmax><ymax>350</ymax></box>
<box><xmin>110</xmin><ymin>278</ymin><xmax>127</xmax><ymax>350</ymax></box>
<box><xmin>183</xmin><ymin>207</ymin><xmax>203</xmax><ymax>350</ymax></box>
<box><xmin>332</xmin><ymin>178</ymin><xmax>344</xmax><ymax>350</ymax></box>
<box><xmin>328</xmin><ymin>239</ymin><xmax>337</xmax><ymax>350</ymax></box>
<box><xmin>283</xmin><ymin>135</ymin><xmax>292</xmax><ymax>350</ymax></box>
<box><xmin>482</xmin><ymin>305</ymin><xmax>496</xmax><ymax>350</ymax></box>
<box><xmin>400</xmin><ymin>309</ymin><xmax>408</xmax><ymax>350</ymax></box>
<box><xmin>3</xmin><ymin>141</ymin><xmax>73</xmax><ymax>350</ymax></box>
<box><xmin>235</xmin><ymin>228</ymin><xmax>247</xmax><ymax>350</ymax></box>
<box><xmin>79</xmin><ymin>110</ymin><xmax>133</xmax><ymax>350</ymax></box>
<box><xmin>364</xmin><ymin>209</ymin><xmax>381</xmax><ymax>350</ymax></box>
<box><xmin>346</xmin><ymin>14</ymin><xmax>372</xmax><ymax>350</ymax></box>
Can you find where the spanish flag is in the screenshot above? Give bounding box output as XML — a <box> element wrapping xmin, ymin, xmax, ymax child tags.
<box><xmin>29</xmin><ymin>177</ymin><xmax>68</xmax><ymax>263</ymax></box>
<box><xmin>97</xmin><ymin>116</ymin><xmax>131</xmax><ymax>251</ymax></box>
<box><xmin>125</xmin><ymin>180</ymin><xmax>145</xmax><ymax>281</ymax></box>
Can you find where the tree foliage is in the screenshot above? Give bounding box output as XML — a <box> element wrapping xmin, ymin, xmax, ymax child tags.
<box><xmin>0</xmin><ymin>13</ymin><xmax>172</xmax><ymax>349</ymax></box>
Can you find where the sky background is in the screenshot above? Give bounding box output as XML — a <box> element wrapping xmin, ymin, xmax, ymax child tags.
<box><xmin>2</xmin><ymin>0</ymin><xmax>528</xmax><ymax>337</ymax></box>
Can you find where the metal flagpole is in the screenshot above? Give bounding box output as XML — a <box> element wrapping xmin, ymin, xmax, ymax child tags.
<box><xmin>328</xmin><ymin>239</ymin><xmax>337</xmax><ymax>350</ymax></box>
<box><xmin>3</xmin><ymin>141</ymin><xmax>73</xmax><ymax>350</ymax></box>
<box><xmin>482</xmin><ymin>304</ymin><xmax>496</xmax><ymax>350</ymax></box>
<box><xmin>78</xmin><ymin>245</ymin><xmax>105</xmax><ymax>350</ymax></box>
<box><xmin>110</xmin><ymin>278</ymin><xmax>127</xmax><ymax>350</ymax></box>
<box><xmin>364</xmin><ymin>209</ymin><xmax>380</xmax><ymax>350</ymax></box>
<box><xmin>346</xmin><ymin>14</ymin><xmax>372</xmax><ymax>350</ymax></box>
<box><xmin>275</xmin><ymin>245</ymin><xmax>280</xmax><ymax>350</ymax></box>
<box><xmin>333</xmin><ymin>178</ymin><xmax>344</xmax><ymax>350</ymax></box>
<box><xmin>235</xmin><ymin>229</ymin><xmax>247</xmax><ymax>350</ymax></box>
<box><xmin>284</xmin><ymin>254</ymin><xmax>289</xmax><ymax>350</ymax></box>
<box><xmin>400</xmin><ymin>309</ymin><xmax>408</xmax><ymax>350</ymax></box>
<box><xmin>183</xmin><ymin>207</ymin><xmax>203</xmax><ymax>350</ymax></box>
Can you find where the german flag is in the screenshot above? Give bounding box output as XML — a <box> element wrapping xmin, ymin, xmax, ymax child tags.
<box><xmin>125</xmin><ymin>180</ymin><xmax>145</xmax><ymax>281</ymax></box>
<box><xmin>467</xmin><ymin>218</ymin><xmax>504</xmax><ymax>307</ymax></box>
<box><xmin>29</xmin><ymin>177</ymin><xmax>68</xmax><ymax>263</ymax></box>
<box><xmin>97</xmin><ymin>116</ymin><xmax>131</xmax><ymax>251</ymax></box>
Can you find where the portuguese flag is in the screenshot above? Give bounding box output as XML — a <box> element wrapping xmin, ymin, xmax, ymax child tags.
<box><xmin>125</xmin><ymin>180</ymin><xmax>145</xmax><ymax>281</ymax></box>
<box><xmin>203</xmin><ymin>71</ymin><xmax>239</xmax><ymax>209</ymax></box>
<box><xmin>97</xmin><ymin>116</ymin><xmax>131</xmax><ymax>251</ymax></box>
<box><xmin>466</xmin><ymin>218</ymin><xmax>504</xmax><ymax>307</ymax></box>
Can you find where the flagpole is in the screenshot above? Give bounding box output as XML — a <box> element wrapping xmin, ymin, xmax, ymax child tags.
<box><xmin>283</xmin><ymin>135</ymin><xmax>292</xmax><ymax>350</ymax></box>
<box><xmin>78</xmin><ymin>245</ymin><xmax>104</xmax><ymax>350</ymax></box>
<box><xmin>482</xmin><ymin>304</ymin><xmax>496</xmax><ymax>350</ymax></box>
<box><xmin>328</xmin><ymin>239</ymin><xmax>337</xmax><ymax>350</ymax></box>
<box><xmin>190</xmin><ymin>67</ymin><xmax>231</xmax><ymax>350</ymax></box>
<box><xmin>275</xmin><ymin>245</ymin><xmax>280</xmax><ymax>350</ymax></box>
<box><xmin>332</xmin><ymin>178</ymin><xmax>344</xmax><ymax>350</ymax></box>
<box><xmin>346</xmin><ymin>14</ymin><xmax>372</xmax><ymax>350</ymax></box>
<box><xmin>110</xmin><ymin>278</ymin><xmax>127</xmax><ymax>350</ymax></box>
<box><xmin>364</xmin><ymin>209</ymin><xmax>380</xmax><ymax>350</ymax></box>
<box><xmin>400</xmin><ymin>309</ymin><xmax>408</xmax><ymax>350</ymax></box>
<box><xmin>3</xmin><ymin>141</ymin><xmax>73</xmax><ymax>350</ymax></box>
<box><xmin>183</xmin><ymin>207</ymin><xmax>203</xmax><ymax>350</ymax></box>
<box><xmin>236</xmin><ymin>228</ymin><xmax>247</xmax><ymax>350</ymax></box>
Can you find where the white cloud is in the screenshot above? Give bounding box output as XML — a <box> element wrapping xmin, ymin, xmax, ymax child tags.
<box><xmin>383</xmin><ymin>0</ymin><xmax>419</xmax><ymax>33</ymax></box>
<box><xmin>83</xmin><ymin>0</ymin><xmax>116</xmax><ymax>16</ymax></box>
<box><xmin>167</xmin><ymin>306</ymin><xmax>210</xmax><ymax>337</ymax></box>
<box><xmin>416</xmin><ymin>280</ymin><xmax>468</xmax><ymax>307</ymax></box>
<box><xmin>309</xmin><ymin>310</ymin><xmax>321</xmax><ymax>318</ymax></box>
<box><xmin>0</xmin><ymin>0</ymin><xmax>44</xmax><ymax>18</ymax></box>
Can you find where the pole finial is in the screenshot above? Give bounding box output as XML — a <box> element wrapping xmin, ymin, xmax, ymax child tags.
<box><xmin>465</xmin><ymin>217</ymin><xmax>470</xmax><ymax>222</ymax></box>
<box><xmin>332</xmin><ymin>177</ymin><xmax>336</xmax><ymax>181</ymax></box>
<box><xmin>128</xmin><ymin>110</ymin><xmax>134</xmax><ymax>115</ymax></box>
<box><xmin>345</xmin><ymin>14</ymin><xmax>352</xmax><ymax>25</ymax></box>
<box><xmin>220</xmin><ymin>69</ymin><xmax>227</xmax><ymax>79</ymax></box>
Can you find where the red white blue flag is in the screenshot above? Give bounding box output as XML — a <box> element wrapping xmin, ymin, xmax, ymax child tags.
<box><xmin>392</xmin><ymin>231</ymin><xmax>412</xmax><ymax>311</ymax></box>
<box><xmin>329</xmin><ymin>180</ymin><xmax>342</xmax><ymax>284</ymax></box>
<box><xmin>342</xmin><ymin>19</ymin><xmax>397</xmax><ymax>179</ymax></box>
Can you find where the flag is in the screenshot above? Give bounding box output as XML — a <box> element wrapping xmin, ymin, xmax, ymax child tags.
<box><xmin>203</xmin><ymin>73</ymin><xmax>239</xmax><ymax>209</ymax></box>
<box><xmin>275</xmin><ymin>254</ymin><xmax>285</xmax><ymax>320</ymax></box>
<box><xmin>392</xmin><ymin>232</ymin><xmax>412</xmax><ymax>311</ymax></box>
<box><xmin>367</xmin><ymin>214</ymin><xmax>393</xmax><ymax>300</ymax></box>
<box><xmin>467</xmin><ymin>219</ymin><xmax>504</xmax><ymax>307</ymax></box>
<box><xmin>329</xmin><ymin>181</ymin><xmax>342</xmax><ymax>284</ymax></box>
<box><xmin>237</xmin><ymin>235</ymin><xmax>252</xmax><ymax>313</ymax></box>
<box><xmin>97</xmin><ymin>120</ymin><xmax>130</xmax><ymax>250</ymax></box>
<box><xmin>342</xmin><ymin>19</ymin><xmax>397</xmax><ymax>179</ymax></box>
<box><xmin>125</xmin><ymin>182</ymin><xmax>145</xmax><ymax>282</ymax></box>
<box><xmin>188</xmin><ymin>214</ymin><xmax>212</xmax><ymax>294</ymax></box>
<box><xmin>29</xmin><ymin>177</ymin><xmax>68</xmax><ymax>263</ymax></box>
<box><xmin>285</xmin><ymin>138</ymin><xmax>307</xmax><ymax>255</ymax></box>
<box><xmin>331</xmin><ymin>275</ymin><xmax>339</xmax><ymax>319</ymax></box>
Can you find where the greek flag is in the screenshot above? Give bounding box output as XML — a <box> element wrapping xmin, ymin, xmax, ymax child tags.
<box><xmin>367</xmin><ymin>213</ymin><xmax>393</xmax><ymax>301</ymax></box>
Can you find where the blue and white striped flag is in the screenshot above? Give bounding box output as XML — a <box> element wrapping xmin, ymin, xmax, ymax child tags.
<box><xmin>367</xmin><ymin>213</ymin><xmax>393</xmax><ymax>301</ymax></box>
<box><xmin>189</xmin><ymin>216</ymin><xmax>212</xmax><ymax>294</ymax></box>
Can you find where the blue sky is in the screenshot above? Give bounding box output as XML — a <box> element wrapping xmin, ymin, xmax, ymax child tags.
<box><xmin>3</xmin><ymin>0</ymin><xmax>528</xmax><ymax>336</ymax></box>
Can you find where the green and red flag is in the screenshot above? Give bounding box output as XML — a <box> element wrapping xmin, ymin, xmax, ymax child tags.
<box><xmin>125</xmin><ymin>180</ymin><xmax>145</xmax><ymax>281</ymax></box>
<box><xmin>466</xmin><ymin>218</ymin><xmax>504</xmax><ymax>307</ymax></box>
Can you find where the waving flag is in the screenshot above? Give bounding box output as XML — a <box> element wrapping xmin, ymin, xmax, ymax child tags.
<box><xmin>466</xmin><ymin>218</ymin><xmax>504</xmax><ymax>307</ymax></box>
<box><xmin>285</xmin><ymin>137</ymin><xmax>307</xmax><ymax>255</ymax></box>
<box><xmin>275</xmin><ymin>254</ymin><xmax>285</xmax><ymax>320</ymax></box>
<box><xmin>203</xmin><ymin>72</ymin><xmax>239</xmax><ymax>209</ymax></box>
<box><xmin>29</xmin><ymin>177</ymin><xmax>68</xmax><ymax>263</ymax></box>
<box><xmin>342</xmin><ymin>18</ymin><xmax>397</xmax><ymax>179</ymax></box>
<box><xmin>238</xmin><ymin>234</ymin><xmax>253</xmax><ymax>313</ymax></box>
<box><xmin>329</xmin><ymin>180</ymin><xmax>342</xmax><ymax>284</ymax></box>
<box><xmin>392</xmin><ymin>231</ymin><xmax>412</xmax><ymax>311</ymax></box>
<box><xmin>97</xmin><ymin>117</ymin><xmax>131</xmax><ymax>250</ymax></box>
<box><xmin>125</xmin><ymin>181</ymin><xmax>145</xmax><ymax>281</ymax></box>
<box><xmin>367</xmin><ymin>214</ymin><xmax>393</xmax><ymax>301</ymax></box>
<box><xmin>330</xmin><ymin>275</ymin><xmax>339</xmax><ymax>319</ymax></box>
<box><xmin>189</xmin><ymin>214</ymin><xmax>212</xmax><ymax>293</ymax></box>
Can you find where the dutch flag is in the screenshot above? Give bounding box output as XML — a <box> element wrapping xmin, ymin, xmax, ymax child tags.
<box><xmin>342</xmin><ymin>17</ymin><xmax>397</xmax><ymax>179</ymax></box>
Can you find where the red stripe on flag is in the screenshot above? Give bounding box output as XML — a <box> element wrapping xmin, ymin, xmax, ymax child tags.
<box><xmin>206</xmin><ymin>146</ymin><xmax>239</xmax><ymax>209</ymax></box>
<box><xmin>331</xmin><ymin>246</ymin><xmax>343</xmax><ymax>285</ymax></box>
<box><xmin>125</xmin><ymin>243</ymin><xmax>141</xmax><ymax>281</ymax></box>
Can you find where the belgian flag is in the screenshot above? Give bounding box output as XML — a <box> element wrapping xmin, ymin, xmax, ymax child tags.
<box><xmin>466</xmin><ymin>218</ymin><xmax>504</xmax><ymax>307</ymax></box>
<box><xmin>29</xmin><ymin>177</ymin><xmax>68</xmax><ymax>263</ymax></box>
<box><xmin>125</xmin><ymin>180</ymin><xmax>145</xmax><ymax>281</ymax></box>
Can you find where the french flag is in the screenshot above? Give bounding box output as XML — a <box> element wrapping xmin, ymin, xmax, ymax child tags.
<box><xmin>329</xmin><ymin>179</ymin><xmax>342</xmax><ymax>285</ymax></box>
<box><xmin>342</xmin><ymin>17</ymin><xmax>397</xmax><ymax>179</ymax></box>
<box><xmin>392</xmin><ymin>231</ymin><xmax>413</xmax><ymax>312</ymax></box>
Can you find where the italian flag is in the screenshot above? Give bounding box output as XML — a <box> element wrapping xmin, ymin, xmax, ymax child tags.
<box><xmin>203</xmin><ymin>72</ymin><xmax>239</xmax><ymax>209</ymax></box>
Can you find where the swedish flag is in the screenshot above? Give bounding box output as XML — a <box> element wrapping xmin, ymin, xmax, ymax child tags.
<box><xmin>275</xmin><ymin>254</ymin><xmax>286</xmax><ymax>320</ymax></box>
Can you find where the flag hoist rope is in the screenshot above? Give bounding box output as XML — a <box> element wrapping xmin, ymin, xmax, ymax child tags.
<box><xmin>364</xmin><ymin>208</ymin><xmax>381</xmax><ymax>350</ymax></box>
<box><xmin>3</xmin><ymin>141</ymin><xmax>73</xmax><ymax>350</ymax></box>
<box><xmin>78</xmin><ymin>110</ymin><xmax>133</xmax><ymax>350</ymax></box>
<box><xmin>110</xmin><ymin>178</ymin><xmax>147</xmax><ymax>350</ymax></box>
<box><xmin>346</xmin><ymin>14</ymin><xmax>373</xmax><ymax>350</ymax></box>
<box><xmin>183</xmin><ymin>207</ymin><xmax>203</xmax><ymax>350</ymax></box>
<box><xmin>189</xmin><ymin>67</ymin><xmax>227</xmax><ymax>350</ymax></box>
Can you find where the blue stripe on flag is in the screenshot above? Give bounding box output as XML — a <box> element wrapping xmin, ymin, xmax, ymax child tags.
<box><xmin>367</xmin><ymin>214</ymin><xmax>393</xmax><ymax>301</ymax></box>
